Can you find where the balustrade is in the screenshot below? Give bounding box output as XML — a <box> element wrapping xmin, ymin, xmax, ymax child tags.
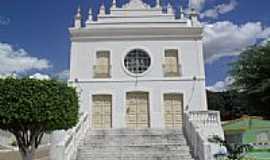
<box><xmin>50</xmin><ymin>113</ymin><xmax>90</xmax><ymax>160</ymax></box>
<box><xmin>184</xmin><ymin>110</ymin><xmax>224</xmax><ymax>160</ymax></box>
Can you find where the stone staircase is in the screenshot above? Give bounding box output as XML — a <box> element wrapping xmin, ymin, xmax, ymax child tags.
<box><xmin>76</xmin><ymin>129</ymin><xmax>194</xmax><ymax>160</ymax></box>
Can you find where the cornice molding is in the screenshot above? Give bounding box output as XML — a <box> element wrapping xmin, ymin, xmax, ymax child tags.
<box><xmin>68</xmin><ymin>76</ymin><xmax>206</xmax><ymax>83</ymax></box>
<box><xmin>69</xmin><ymin>27</ymin><xmax>203</xmax><ymax>42</ymax></box>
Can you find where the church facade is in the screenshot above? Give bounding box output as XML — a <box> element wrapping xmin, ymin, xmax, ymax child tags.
<box><xmin>69</xmin><ymin>0</ymin><xmax>207</xmax><ymax>129</ymax></box>
<box><xmin>49</xmin><ymin>1</ymin><xmax>225</xmax><ymax>160</ymax></box>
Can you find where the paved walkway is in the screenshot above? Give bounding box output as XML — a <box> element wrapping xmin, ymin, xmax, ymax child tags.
<box><xmin>0</xmin><ymin>145</ymin><xmax>49</xmax><ymax>160</ymax></box>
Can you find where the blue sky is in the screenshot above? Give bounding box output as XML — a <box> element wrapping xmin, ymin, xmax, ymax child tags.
<box><xmin>0</xmin><ymin>0</ymin><xmax>269</xmax><ymax>91</ymax></box>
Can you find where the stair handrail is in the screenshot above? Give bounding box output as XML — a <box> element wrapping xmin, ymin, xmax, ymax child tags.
<box><xmin>51</xmin><ymin>113</ymin><xmax>90</xmax><ymax>160</ymax></box>
<box><xmin>184</xmin><ymin>110</ymin><xmax>224</xmax><ymax>160</ymax></box>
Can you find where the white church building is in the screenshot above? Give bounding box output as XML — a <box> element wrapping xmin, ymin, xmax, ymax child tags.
<box><xmin>50</xmin><ymin>0</ymin><xmax>225</xmax><ymax>160</ymax></box>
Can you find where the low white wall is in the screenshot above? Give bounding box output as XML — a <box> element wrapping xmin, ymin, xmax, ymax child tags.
<box><xmin>184</xmin><ymin>111</ymin><xmax>225</xmax><ymax>160</ymax></box>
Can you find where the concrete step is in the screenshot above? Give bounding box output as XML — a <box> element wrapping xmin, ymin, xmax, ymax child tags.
<box><xmin>84</xmin><ymin>134</ymin><xmax>186</xmax><ymax>141</ymax></box>
<box><xmin>79</xmin><ymin>143</ymin><xmax>190</xmax><ymax>150</ymax></box>
<box><xmin>76</xmin><ymin>129</ymin><xmax>194</xmax><ymax>160</ymax></box>
<box><xmin>83</xmin><ymin>129</ymin><xmax>187</xmax><ymax>145</ymax></box>
<box><xmin>77</xmin><ymin>157</ymin><xmax>194</xmax><ymax>160</ymax></box>
<box><xmin>78</xmin><ymin>146</ymin><xmax>191</xmax><ymax>154</ymax></box>
<box><xmin>82</xmin><ymin>139</ymin><xmax>187</xmax><ymax>146</ymax></box>
<box><xmin>80</xmin><ymin>144</ymin><xmax>188</xmax><ymax>149</ymax></box>
<box><xmin>86</xmin><ymin>129</ymin><xmax>184</xmax><ymax>136</ymax></box>
<box><xmin>77</xmin><ymin>154</ymin><xmax>194</xmax><ymax>160</ymax></box>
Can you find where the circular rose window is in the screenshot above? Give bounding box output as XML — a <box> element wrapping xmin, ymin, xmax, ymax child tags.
<box><xmin>124</xmin><ymin>49</ymin><xmax>151</xmax><ymax>74</ymax></box>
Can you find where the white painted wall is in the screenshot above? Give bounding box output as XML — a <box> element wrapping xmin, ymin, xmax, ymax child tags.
<box><xmin>69</xmin><ymin>39</ymin><xmax>208</xmax><ymax>129</ymax></box>
<box><xmin>70</xmin><ymin>40</ymin><xmax>205</xmax><ymax>80</ymax></box>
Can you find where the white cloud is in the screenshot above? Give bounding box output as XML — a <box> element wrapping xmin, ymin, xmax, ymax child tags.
<box><xmin>54</xmin><ymin>69</ymin><xmax>69</xmax><ymax>81</ymax></box>
<box><xmin>0</xmin><ymin>73</ymin><xmax>17</xmax><ymax>79</ymax></box>
<box><xmin>29</xmin><ymin>73</ymin><xmax>50</xmax><ymax>80</ymax></box>
<box><xmin>189</xmin><ymin>0</ymin><xmax>205</xmax><ymax>11</ymax></box>
<box><xmin>0</xmin><ymin>42</ymin><xmax>51</xmax><ymax>74</ymax></box>
<box><xmin>261</xmin><ymin>38</ymin><xmax>270</xmax><ymax>46</ymax></box>
<box><xmin>207</xmin><ymin>76</ymin><xmax>234</xmax><ymax>92</ymax></box>
<box><xmin>201</xmin><ymin>0</ymin><xmax>238</xmax><ymax>19</ymax></box>
<box><xmin>203</xmin><ymin>21</ymin><xmax>270</xmax><ymax>63</ymax></box>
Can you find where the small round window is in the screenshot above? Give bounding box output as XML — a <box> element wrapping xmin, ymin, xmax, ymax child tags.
<box><xmin>124</xmin><ymin>49</ymin><xmax>151</xmax><ymax>74</ymax></box>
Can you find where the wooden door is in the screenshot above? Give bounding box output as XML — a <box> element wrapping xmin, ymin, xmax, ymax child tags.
<box><xmin>164</xmin><ymin>94</ymin><xmax>183</xmax><ymax>128</ymax></box>
<box><xmin>92</xmin><ymin>95</ymin><xmax>112</xmax><ymax>129</ymax></box>
<box><xmin>126</xmin><ymin>92</ymin><xmax>149</xmax><ymax>128</ymax></box>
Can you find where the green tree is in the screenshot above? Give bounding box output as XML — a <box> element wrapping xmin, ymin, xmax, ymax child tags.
<box><xmin>0</xmin><ymin>78</ymin><xmax>79</xmax><ymax>160</ymax></box>
<box><xmin>230</xmin><ymin>41</ymin><xmax>270</xmax><ymax>116</ymax></box>
<box><xmin>207</xmin><ymin>90</ymin><xmax>249</xmax><ymax>120</ymax></box>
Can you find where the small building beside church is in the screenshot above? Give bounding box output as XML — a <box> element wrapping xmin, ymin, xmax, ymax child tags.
<box><xmin>224</xmin><ymin>117</ymin><xmax>270</xmax><ymax>160</ymax></box>
<box><xmin>224</xmin><ymin>117</ymin><xmax>270</xmax><ymax>147</ymax></box>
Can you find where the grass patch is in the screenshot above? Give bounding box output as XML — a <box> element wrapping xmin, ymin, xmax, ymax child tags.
<box><xmin>245</xmin><ymin>150</ymin><xmax>270</xmax><ymax>160</ymax></box>
<box><xmin>250</xmin><ymin>148</ymin><xmax>270</xmax><ymax>152</ymax></box>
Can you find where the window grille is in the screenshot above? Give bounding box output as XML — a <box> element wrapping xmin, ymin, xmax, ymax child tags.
<box><xmin>124</xmin><ymin>49</ymin><xmax>151</xmax><ymax>74</ymax></box>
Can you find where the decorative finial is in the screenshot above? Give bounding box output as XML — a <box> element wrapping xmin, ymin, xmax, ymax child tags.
<box><xmin>156</xmin><ymin>0</ymin><xmax>163</xmax><ymax>9</ymax></box>
<box><xmin>75</xmin><ymin>6</ymin><xmax>82</xmax><ymax>19</ymax></box>
<box><xmin>88</xmin><ymin>8</ymin><xmax>92</xmax><ymax>21</ymax></box>
<box><xmin>112</xmin><ymin>0</ymin><xmax>117</xmax><ymax>8</ymax></box>
<box><xmin>189</xmin><ymin>8</ymin><xmax>199</xmax><ymax>26</ymax></box>
<box><xmin>85</xmin><ymin>8</ymin><xmax>93</xmax><ymax>25</ymax></box>
<box><xmin>167</xmin><ymin>3</ymin><xmax>174</xmax><ymax>14</ymax></box>
<box><xmin>180</xmin><ymin>6</ymin><xmax>185</xmax><ymax>19</ymax></box>
<box><xmin>100</xmin><ymin>4</ymin><xmax>106</xmax><ymax>16</ymax></box>
<box><xmin>74</xmin><ymin>6</ymin><xmax>82</xmax><ymax>28</ymax></box>
<box><xmin>190</xmin><ymin>8</ymin><xmax>198</xmax><ymax>16</ymax></box>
